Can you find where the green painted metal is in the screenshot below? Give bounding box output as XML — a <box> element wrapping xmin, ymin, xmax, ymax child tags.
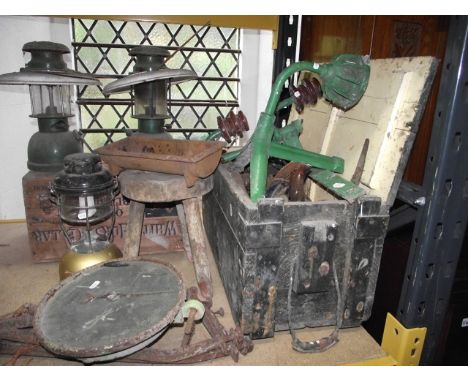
<box><xmin>37</xmin><ymin>117</ymin><xmax>69</xmax><ymax>132</ymax></box>
<box><xmin>272</xmin><ymin>119</ymin><xmax>303</xmax><ymax>149</ymax></box>
<box><xmin>206</xmin><ymin>130</ymin><xmax>222</xmax><ymax>141</ymax></box>
<box><xmin>28</xmin><ymin>118</ymin><xmax>82</xmax><ymax>172</ymax></box>
<box><xmin>309</xmin><ymin>170</ymin><xmax>366</xmax><ymax>202</ymax></box>
<box><xmin>221</xmin><ymin>148</ymin><xmax>241</xmax><ymax>161</ymax></box>
<box><xmin>276</xmin><ymin>97</ymin><xmax>294</xmax><ymax>111</ymax></box>
<box><xmin>319</xmin><ymin>54</ymin><xmax>370</xmax><ymax>111</ymax></box>
<box><xmin>249</xmin><ymin>112</ymin><xmax>275</xmax><ymax>201</ymax></box>
<box><xmin>22</xmin><ymin>41</ymin><xmax>70</xmax><ymax>72</ymax></box>
<box><xmin>271</xmin><ymin>144</ymin><xmax>344</xmax><ymax>173</ymax></box>
<box><xmin>249</xmin><ymin>56</ymin><xmax>369</xmax><ymax>202</ymax></box>
<box><xmin>218</xmin><ymin>54</ymin><xmax>370</xmax><ymax>202</ymax></box>
<box><xmin>138</xmin><ymin>119</ymin><xmax>168</xmax><ymax>135</ymax></box>
<box><xmin>130</xmin><ymin>46</ymin><xmax>170</xmax><ymax>73</ymax></box>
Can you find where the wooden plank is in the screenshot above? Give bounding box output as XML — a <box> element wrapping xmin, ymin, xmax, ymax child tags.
<box><xmin>296</xmin><ymin>109</ymin><xmax>330</xmax><ymax>154</ymax></box>
<box><xmin>123</xmin><ymin>201</ymin><xmax>145</xmax><ymax>259</ymax></box>
<box><xmin>71</xmin><ymin>15</ymin><xmax>279</xmax><ymax>32</ymax></box>
<box><xmin>183</xmin><ymin>197</ymin><xmax>213</xmax><ymax>302</ymax></box>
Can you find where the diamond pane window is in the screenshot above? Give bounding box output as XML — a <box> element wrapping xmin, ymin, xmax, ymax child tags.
<box><xmin>72</xmin><ymin>18</ymin><xmax>240</xmax><ymax>149</ymax></box>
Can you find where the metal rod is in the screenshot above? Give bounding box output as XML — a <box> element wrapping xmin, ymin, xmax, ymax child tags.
<box><xmin>83</xmin><ymin>74</ymin><xmax>240</xmax><ymax>82</ymax></box>
<box><xmin>77</xmin><ymin>98</ymin><xmax>239</xmax><ymax>107</ymax></box>
<box><xmin>181</xmin><ymin>308</ymin><xmax>197</xmax><ymax>347</ymax></box>
<box><xmin>276</xmin><ymin>97</ymin><xmax>294</xmax><ymax>111</ymax></box>
<box><xmin>269</xmin><ymin>142</ymin><xmax>344</xmax><ymax>173</ymax></box>
<box><xmin>163</xmin><ymin>22</ymin><xmax>212</xmax><ymax>68</ymax></box>
<box><xmin>47</xmin><ymin>86</ymin><xmax>55</xmax><ymax>111</ymax></box>
<box><xmin>108</xmin><ymin>196</ymin><xmax>117</xmax><ymax>243</ymax></box>
<box><xmin>79</xmin><ymin>128</ymin><xmax>218</xmax><ymax>133</ymax></box>
<box><xmin>396</xmin><ymin>180</ymin><xmax>426</xmax><ymax>207</ymax></box>
<box><xmin>72</xmin><ymin>42</ymin><xmax>241</xmax><ymax>54</ymax></box>
<box><xmin>72</xmin><ymin>130</ymin><xmax>95</xmax><ymax>153</ymax></box>
<box><xmin>84</xmin><ymin>195</ymin><xmax>93</xmax><ymax>251</ymax></box>
<box><xmin>149</xmin><ymin>83</ymin><xmax>155</xmax><ymax>117</ymax></box>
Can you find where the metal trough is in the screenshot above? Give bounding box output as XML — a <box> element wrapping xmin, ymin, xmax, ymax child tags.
<box><xmin>96</xmin><ymin>136</ymin><xmax>224</xmax><ymax>187</ymax></box>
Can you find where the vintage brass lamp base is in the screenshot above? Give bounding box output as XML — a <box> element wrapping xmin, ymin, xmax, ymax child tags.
<box><xmin>59</xmin><ymin>242</ymin><xmax>122</xmax><ymax>280</ymax></box>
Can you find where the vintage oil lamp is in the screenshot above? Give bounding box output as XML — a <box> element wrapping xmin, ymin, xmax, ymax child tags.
<box><xmin>50</xmin><ymin>153</ymin><xmax>122</xmax><ymax>279</ymax></box>
<box><xmin>0</xmin><ymin>41</ymin><xmax>100</xmax><ymax>172</ymax></box>
<box><xmin>103</xmin><ymin>46</ymin><xmax>197</xmax><ymax>137</ymax></box>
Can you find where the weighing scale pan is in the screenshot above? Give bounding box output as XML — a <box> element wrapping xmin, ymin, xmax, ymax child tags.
<box><xmin>33</xmin><ymin>259</ymin><xmax>185</xmax><ymax>363</ymax></box>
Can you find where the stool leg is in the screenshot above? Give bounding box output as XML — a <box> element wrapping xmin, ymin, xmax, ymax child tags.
<box><xmin>124</xmin><ymin>200</ymin><xmax>145</xmax><ymax>259</ymax></box>
<box><xmin>183</xmin><ymin>196</ymin><xmax>213</xmax><ymax>303</ymax></box>
<box><xmin>176</xmin><ymin>203</ymin><xmax>193</xmax><ymax>262</ymax></box>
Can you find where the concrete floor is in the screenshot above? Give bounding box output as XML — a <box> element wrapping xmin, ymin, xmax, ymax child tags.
<box><xmin>0</xmin><ymin>222</ymin><xmax>384</xmax><ymax>366</ymax></box>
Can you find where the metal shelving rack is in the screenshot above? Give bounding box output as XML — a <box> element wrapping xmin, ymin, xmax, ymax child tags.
<box><xmin>395</xmin><ymin>15</ymin><xmax>468</xmax><ymax>365</ymax></box>
<box><xmin>273</xmin><ymin>15</ymin><xmax>300</xmax><ymax>129</ymax></box>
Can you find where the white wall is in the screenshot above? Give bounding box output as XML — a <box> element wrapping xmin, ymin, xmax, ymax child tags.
<box><xmin>239</xmin><ymin>29</ymin><xmax>274</xmax><ymax>143</ymax></box>
<box><xmin>0</xmin><ymin>16</ymin><xmax>72</xmax><ymax>219</ymax></box>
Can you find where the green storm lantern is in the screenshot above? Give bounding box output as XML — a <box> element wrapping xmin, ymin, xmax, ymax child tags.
<box><xmin>103</xmin><ymin>46</ymin><xmax>197</xmax><ymax>137</ymax></box>
<box><xmin>0</xmin><ymin>41</ymin><xmax>100</xmax><ymax>172</ymax></box>
<box><xmin>50</xmin><ymin>152</ymin><xmax>122</xmax><ymax>280</ymax></box>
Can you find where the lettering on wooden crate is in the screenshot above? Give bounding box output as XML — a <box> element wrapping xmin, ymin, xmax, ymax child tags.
<box><xmin>31</xmin><ymin>220</ymin><xmax>181</xmax><ymax>243</ymax></box>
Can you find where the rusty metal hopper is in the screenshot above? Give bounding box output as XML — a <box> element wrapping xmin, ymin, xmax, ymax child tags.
<box><xmin>96</xmin><ymin>136</ymin><xmax>225</xmax><ymax>187</ymax></box>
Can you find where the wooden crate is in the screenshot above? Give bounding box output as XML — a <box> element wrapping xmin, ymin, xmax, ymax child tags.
<box><xmin>205</xmin><ymin>57</ymin><xmax>439</xmax><ymax>338</ymax></box>
<box><xmin>22</xmin><ymin>171</ymin><xmax>184</xmax><ymax>263</ymax></box>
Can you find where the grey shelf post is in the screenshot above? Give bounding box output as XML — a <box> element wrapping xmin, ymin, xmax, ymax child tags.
<box><xmin>397</xmin><ymin>15</ymin><xmax>468</xmax><ymax>365</ymax></box>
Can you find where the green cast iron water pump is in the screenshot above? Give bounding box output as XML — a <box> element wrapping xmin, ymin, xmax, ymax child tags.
<box><xmin>223</xmin><ymin>54</ymin><xmax>370</xmax><ymax>202</ymax></box>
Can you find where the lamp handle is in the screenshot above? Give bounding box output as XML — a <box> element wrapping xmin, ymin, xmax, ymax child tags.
<box><xmin>72</xmin><ymin>130</ymin><xmax>95</xmax><ymax>153</ymax></box>
<box><xmin>49</xmin><ymin>183</ymin><xmax>57</xmax><ymax>205</ymax></box>
<box><xmin>112</xmin><ymin>177</ymin><xmax>120</xmax><ymax>198</ymax></box>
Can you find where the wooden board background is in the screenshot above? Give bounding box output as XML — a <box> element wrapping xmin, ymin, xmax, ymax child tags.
<box><xmin>300</xmin><ymin>16</ymin><xmax>449</xmax><ymax>185</ymax></box>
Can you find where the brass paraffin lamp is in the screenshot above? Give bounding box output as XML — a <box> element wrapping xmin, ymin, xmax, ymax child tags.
<box><xmin>50</xmin><ymin>153</ymin><xmax>122</xmax><ymax>279</ymax></box>
<box><xmin>0</xmin><ymin>41</ymin><xmax>100</xmax><ymax>172</ymax></box>
<box><xmin>103</xmin><ymin>46</ymin><xmax>197</xmax><ymax>138</ymax></box>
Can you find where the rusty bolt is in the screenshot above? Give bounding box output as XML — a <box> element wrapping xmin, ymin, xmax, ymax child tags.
<box><xmin>356</xmin><ymin>301</ymin><xmax>364</xmax><ymax>312</ymax></box>
<box><xmin>318</xmin><ymin>261</ymin><xmax>330</xmax><ymax>276</ymax></box>
<box><xmin>415</xmin><ymin>196</ymin><xmax>426</xmax><ymax>206</ymax></box>
<box><xmin>344</xmin><ymin>308</ymin><xmax>350</xmax><ymax>320</ymax></box>
<box><xmin>308</xmin><ymin>245</ymin><xmax>318</xmax><ymax>259</ymax></box>
<box><xmin>184</xmin><ymin>308</ymin><xmax>197</xmax><ymax>336</ymax></box>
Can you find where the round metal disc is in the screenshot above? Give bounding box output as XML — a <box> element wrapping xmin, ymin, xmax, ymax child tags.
<box><xmin>0</xmin><ymin>71</ymin><xmax>100</xmax><ymax>86</ymax></box>
<box><xmin>103</xmin><ymin>68</ymin><xmax>197</xmax><ymax>94</ymax></box>
<box><xmin>34</xmin><ymin>259</ymin><xmax>185</xmax><ymax>362</ymax></box>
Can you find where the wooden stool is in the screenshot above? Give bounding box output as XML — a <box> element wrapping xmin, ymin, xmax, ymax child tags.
<box><xmin>119</xmin><ymin>170</ymin><xmax>214</xmax><ymax>302</ymax></box>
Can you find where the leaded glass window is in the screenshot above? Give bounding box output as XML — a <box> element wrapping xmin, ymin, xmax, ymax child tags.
<box><xmin>72</xmin><ymin>18</ymin><xmax>240</xmax><ymax>149</ymax></box>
